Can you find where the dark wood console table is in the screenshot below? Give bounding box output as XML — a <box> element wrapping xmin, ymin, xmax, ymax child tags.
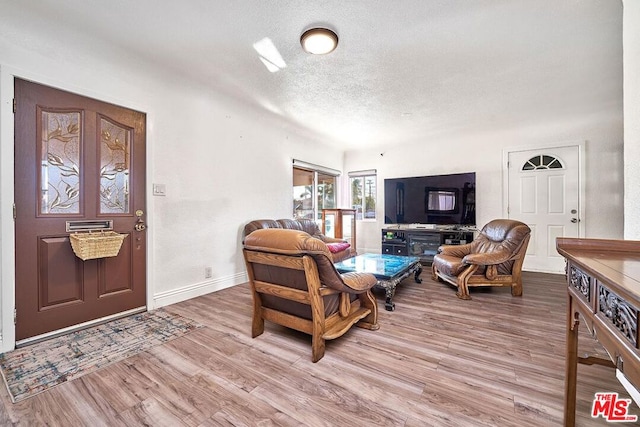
<box><xmin>556</xmin><ymin>237</ymin><xmax>640</xmax><ymax>426</ymax></box>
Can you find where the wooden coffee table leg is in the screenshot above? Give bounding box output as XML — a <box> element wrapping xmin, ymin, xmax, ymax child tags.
<box><xmin>380</xmin><ymin>263</ymin><xmax>423</xmax><ymax>311</ymax></box>
<box><xmin>385</xmin><ymin>295</ymin><xmax>395</xmax><ymax>311</ymax></box>
<box><xmin>414</xmin><ymin>264</ymin><xmax>423</xmax><ymax>283</ymax></box>
<box><xmin>380</xmin><ymin>281</ymin><xmax>396</xmax><ymax>311</ymax></box>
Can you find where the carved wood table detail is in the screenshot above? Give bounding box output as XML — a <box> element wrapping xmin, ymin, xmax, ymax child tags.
<box><xmin>557</xmin><ymin>237</ymin><xmax>640</xmax><ymax>427</ymax></box>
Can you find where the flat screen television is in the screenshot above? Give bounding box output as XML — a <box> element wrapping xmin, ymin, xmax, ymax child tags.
<box><xmin>384</xmin><ymin>172</ymin><xmax>476</xmax><ymax>225</ymax></box>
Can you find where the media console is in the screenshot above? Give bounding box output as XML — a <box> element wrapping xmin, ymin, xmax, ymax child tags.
<box><xmin>381</xmin><ymin>227</ymin><xmax>475</xmax><ymax>265</ymax></box>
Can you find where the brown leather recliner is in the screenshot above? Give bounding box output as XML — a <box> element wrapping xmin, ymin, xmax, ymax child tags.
<box><xmin>243</xmin><ymin>218</ymin><xmax>353</xmax><ymax>262</ymax></box>
<box><xmin>243</xmin><ymin>228</ymin><xmax>379</xmax><ymax>362</ymax></box>
<box><xmin>431</xmin><ymin>219</ymin><xmax>531</xmax><ymax>300</ymax></box>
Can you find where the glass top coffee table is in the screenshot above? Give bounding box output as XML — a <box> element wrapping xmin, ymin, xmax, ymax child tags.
<box><xmin>334</xmin><ymin>253</ymin><xmax>422</xmax><ymax>311</ymax></box>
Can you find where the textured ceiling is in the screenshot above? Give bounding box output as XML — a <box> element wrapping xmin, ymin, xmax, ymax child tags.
<box><xmin>1</xmin><ymin>0</ymin><xmax>623</xmax><ymax>150</ymax></box>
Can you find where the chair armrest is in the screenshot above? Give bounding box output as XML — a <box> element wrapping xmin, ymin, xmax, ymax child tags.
<box><xmin>462</xmin><ymin>248</ymin><xmax>513</xmax><ymax>266</ymax></box>
<box><xmin>438</xmin><ymin>243</ymin><xmax>473</xmax><ymax>258</ymax></box>
<box><xmin>319</xmin><ymin>235</ymin><xmax>348</xmax><ymax>244</ymax></box>
<box><xmin>339</xmin><ymin>272</ymin><xmax>377</xmax><ymax>292</ymax></box>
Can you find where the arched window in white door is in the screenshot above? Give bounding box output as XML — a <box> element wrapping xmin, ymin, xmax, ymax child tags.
<box><xmin>522</xmin><ymin>155</ymin><xmax>564</xmax><ymax>170</ymax></box>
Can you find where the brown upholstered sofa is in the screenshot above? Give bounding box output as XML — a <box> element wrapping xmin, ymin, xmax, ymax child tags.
<box><xmin>243</xmin><ymin>218</ymin><xmax>353</xmax><ymax>262</ymax></box>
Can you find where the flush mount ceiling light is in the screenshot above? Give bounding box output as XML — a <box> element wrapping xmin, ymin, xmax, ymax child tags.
<box><xmin>300</xmin><ymin>28</ymin><xmax>339</xmax><ymax>55</ymax></box>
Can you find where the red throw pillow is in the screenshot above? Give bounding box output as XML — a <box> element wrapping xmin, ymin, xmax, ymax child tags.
<box><xmin>326</xmin><ymin>242</ymin><xmax>350</xmax><ymax>253</ymax></box>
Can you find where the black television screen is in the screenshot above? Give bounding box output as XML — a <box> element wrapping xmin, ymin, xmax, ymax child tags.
<box><xmin>384</xmin><ymin>172</ymin><xmax>476</xmax><ymax>225</ymax></box>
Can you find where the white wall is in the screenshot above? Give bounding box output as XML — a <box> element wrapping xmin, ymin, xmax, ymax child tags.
<box><xmin>345</xmin><ymin>108</ymin><xmax>624</xmax><ymax>255</ymax></box>
<box><xmin>344</xmin><ymin>4</ymin><xmax>625</xmax><ymax>255</ymax></box>
<box><xmin>624</xmin><ymin>0</ymin><xmax>640</xmax><ymax>239</ymax></box>
<box><xmin>0</xmin><ymin>16</ymin><xmax>342</xmax><ymax>350</ymax></box>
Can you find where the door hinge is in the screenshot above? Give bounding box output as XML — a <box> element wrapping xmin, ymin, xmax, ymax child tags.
<box><xmin>13</xmin><ymin>98</ymin><xmax>16</xmax><ymax>114</ymax></box>
<box><xmin>13</xmin><ymin>308</ymin><xmax>16</xmax><ymax>325</ymax></box>
<box><xmin>13</xmin><ymin>203</ymin><xmax>16</xmax><ymax>220</ymax></box>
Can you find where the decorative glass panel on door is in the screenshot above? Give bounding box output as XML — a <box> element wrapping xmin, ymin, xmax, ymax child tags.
<box><xmin>99</xmin><ymin>116</ymin><xmax>131</xmax><ymax>214</ymax></box>
<box><xmin>39</xmin><ymin>110</ymin><xmax>81</xmax><ymax>214</ymax></box>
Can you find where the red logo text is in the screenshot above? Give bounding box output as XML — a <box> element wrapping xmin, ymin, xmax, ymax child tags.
<box><xmin>592</xmin><ymin>392</ymin><xmax>638</xmax><ymax>422</ymax></box>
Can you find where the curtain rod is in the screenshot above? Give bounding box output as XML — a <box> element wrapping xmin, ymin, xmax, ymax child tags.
<box><xmin>292</xmin><ymin>159</ymin><xmax>341</xmax><ymax>176</ymax></box>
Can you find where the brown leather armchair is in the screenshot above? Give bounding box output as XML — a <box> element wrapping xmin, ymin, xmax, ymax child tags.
<box><xmin>431</xmin><ymin>219</ymin><xmax>531</xmax><ymax>300</ymax></box>
<box><xmin>243</xmin><ymin>228</ymin><xmax>379</xmax><ymax>362</ymax></box>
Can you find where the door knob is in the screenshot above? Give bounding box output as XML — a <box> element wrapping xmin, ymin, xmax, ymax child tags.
<box><xmin>135</xmin><ymin>210</ymin><xmax>146</xmax><ymax>231</ymax></box>
<box><xmin>571</xmin><ymin>218</ymin><xmax>579</xmax><ymax>223</ymax></box>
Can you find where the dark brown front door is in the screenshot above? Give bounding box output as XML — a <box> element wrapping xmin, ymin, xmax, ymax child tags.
<box><xmin>14</xmin><ymin>78</ymin><xmax>147</xmax><ymax>341</ymax></box>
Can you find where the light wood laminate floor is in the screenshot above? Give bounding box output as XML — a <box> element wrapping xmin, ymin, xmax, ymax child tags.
<box><xmin>0</xmin><ymin>271</ymin><xmax>635</xmax><ymax>426</ymax></box>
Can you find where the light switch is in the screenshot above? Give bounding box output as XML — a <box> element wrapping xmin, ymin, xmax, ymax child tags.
<box><xmin>153</xmin><ymin>183</ymin><xmax>166</xmax><ymax>196</ymax></box>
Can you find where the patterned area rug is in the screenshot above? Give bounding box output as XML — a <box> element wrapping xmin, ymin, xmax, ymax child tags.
<box><xmin>0</xmin><ymin>309</ymin><xmax>202</xmax><ymax>403</ymax></box>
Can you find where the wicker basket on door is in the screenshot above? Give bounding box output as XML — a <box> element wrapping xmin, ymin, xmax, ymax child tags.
<box><xmin>70</xmin><ymin>231</ymin><xmax>127</xmax><ymax>261</ymax></box>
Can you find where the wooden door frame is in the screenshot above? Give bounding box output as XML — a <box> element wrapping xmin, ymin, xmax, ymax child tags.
<box><xmin>0</xmin><ymin>67</ymin><xmax>154</xmax><ymax>352</ymax></box>
<box><xmin>501</xmin><ymin>140</ymin><xmax>586</xmax><ymax>241</ymax></box>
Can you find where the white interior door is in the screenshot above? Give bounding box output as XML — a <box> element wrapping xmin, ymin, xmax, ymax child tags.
<box><xmin>507</xmin><ymin>145</ymin><xmax>581</xmax><ymax>273</ymax></box>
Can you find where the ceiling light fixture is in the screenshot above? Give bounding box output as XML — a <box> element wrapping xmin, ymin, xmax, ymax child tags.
<box><xmin>300</xmin><ymin>28</ymin><xmax>339</xmax><ymax>55</ymax></box>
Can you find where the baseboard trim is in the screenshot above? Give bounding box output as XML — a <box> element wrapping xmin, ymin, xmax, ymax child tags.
<box><xmin>153</xmin><ymin>272</ymin><xmax>248</xmax><ymax>308</ymax></box>
<box><xmin>523</xmin><ymin>268</ymin><xmax>564</xmax><ymax>275</ymax></box>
